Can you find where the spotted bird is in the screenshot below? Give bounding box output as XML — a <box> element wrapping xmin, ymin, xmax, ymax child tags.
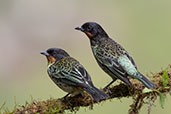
<box><xmin>75</xmin><ymin>22</ymin><xmax>156</xmax><ymax>90</ymax></box>
<box><xmin>41</xmin><ymin>48</ymin><xmax>109</xmax><ymax>102</ymax></box>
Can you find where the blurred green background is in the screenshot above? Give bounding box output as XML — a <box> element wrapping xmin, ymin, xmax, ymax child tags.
<box><xmin>0</xmin><ymin>0</ymin><xmax>171</xmax><ymax>113</ymax></box>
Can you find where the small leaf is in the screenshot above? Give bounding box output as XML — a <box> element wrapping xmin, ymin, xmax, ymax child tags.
<box><xmin>142</xmin><ymin>88</ymin><xmax>152</xmax><ymax>94</ymax></box>
<box><xmin>159</xmin><ymin>92</ymin><xmax>165</xmax><ymax>109</ymax></box>
<box><xmin>162</xmin><ymin>71</ymin><xmax>168</xmax><ymax>88</ymax></box>
<box><xmin>154</xmin><ymin>90</ymin><xmax>165</xmax><ymax>109</ymax></box>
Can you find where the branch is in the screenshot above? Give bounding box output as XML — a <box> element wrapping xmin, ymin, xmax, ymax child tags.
<box><xmin>4</xmin><ymin>65</ymin><xmax>171</xmax><ymax>114</ymax></box>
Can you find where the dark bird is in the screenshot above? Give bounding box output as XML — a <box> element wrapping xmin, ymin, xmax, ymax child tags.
<box><xmin>41</xmin><ymin>48</ymin><xmax>109</xmax><ymax>102</ymax></box>
<box><xmin>75</xmin><ymin>22</ymin><xmax>156</xmax><ymax>90</ymax></box>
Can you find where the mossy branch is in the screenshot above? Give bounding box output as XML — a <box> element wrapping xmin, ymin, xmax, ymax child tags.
<box><xmin>2</xmin><ymin>65</ymin><xmax>171</xmax><ymax>114</ymax></box>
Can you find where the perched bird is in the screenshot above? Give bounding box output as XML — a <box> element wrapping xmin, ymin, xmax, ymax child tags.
<box><xmin>41</xmin><ymin>48</ymin><xmax>109</xmax><ymax>102</ymax></box>
<box><xmin>75</xmin><ymin>22</ymin><xmax>156</xmax><ymax>89</ymax></box>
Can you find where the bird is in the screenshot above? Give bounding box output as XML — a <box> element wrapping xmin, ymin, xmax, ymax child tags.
<box><xmin>75</xmin><ymin>22</ymin><xmax>156</xmax><ymax>90</ymax></box>
<box><xmin>41</xmin><ymin>48</ymin><xmax>109</xmax><ymax>102</ymax></box>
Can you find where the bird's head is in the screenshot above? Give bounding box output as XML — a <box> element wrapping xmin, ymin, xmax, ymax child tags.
<box><xmin>75</xmin><ymin>22</ymin><xmax>108</xmax><ymax>41</ymax></box>
<box><xmin>41</xmin><ymin>48</ymin><xmax>69</xmax><ymax>65</ymax></box>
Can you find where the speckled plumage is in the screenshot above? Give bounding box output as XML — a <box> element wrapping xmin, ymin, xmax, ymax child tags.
<box><xmin>41</xmin><ymin>48</ymin><xmax>109</xmax><ymax>102</ymax></box>
<box><xmin>76</xmin><ymin>22</ymin><xmax>156</xmax><ymax>89</ymax></box>
<box><xmin>47</xmin><ymin>56</ymin><xmax>93</xmax><ymax>92</ymax></box>
<box><xmin>91</xmin><ymin>37</ymin><xmax>135</xmax><ymax>86</ymax></box>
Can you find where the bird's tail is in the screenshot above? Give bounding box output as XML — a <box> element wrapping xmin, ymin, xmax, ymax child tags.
<box><xmin>83</xmin><ymin>86</ymin><xmax>109</xmax><ymax>102</ymax></box>
<box><xmin>138</xmin><ymin>73</ymin><xmax>156</xmax><ymax>89</ymax></box>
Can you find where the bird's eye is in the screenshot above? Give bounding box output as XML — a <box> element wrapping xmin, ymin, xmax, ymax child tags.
<box><xmin>87</xmin><ymin>26</ymin><xmax>91</xmax><ymax>31</ymax></box>
<box><xmin>53</xmin><ymin>51</ymin><xmax>56</xmax><ymax>55</ymax></box>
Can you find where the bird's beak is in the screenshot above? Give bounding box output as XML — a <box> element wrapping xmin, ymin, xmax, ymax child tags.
<box><xmin>75</xmin><ymin>26</ymin><xmax>84</xmax><ymax>32</ymax></box>
<box><xmin>40</xmin><ymin>51</ymin><xmax>50</xmax><ymax>56</ymax></box>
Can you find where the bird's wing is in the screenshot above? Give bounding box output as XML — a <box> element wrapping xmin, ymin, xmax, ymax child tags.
<box><xmin>124</xmin><ymin>52</ymin><xmax>137</xmax><ymax>70</ymax></box>
<box><xmin>50</xmin><ymin>63</ymin><xmax>93</xmax><ymax>88</ymax></box>
<box><xmin>96</xmin><ymin>47</ymin><xmax>138</xmax><ymax>76</ymax></box>
<box><xmin>95</xmin><ymin>46</ymin><xmax>126</xmax><ymax>73</ymax></box>
<box><xmin>107</xmin><ymin>38</ymin><xmax>137</xmax><ymax>70</ymax></box>
<box><xmin>95</xmin><ymin>48</ymin><xmax>132</xmax><ymax>85</ymax></box>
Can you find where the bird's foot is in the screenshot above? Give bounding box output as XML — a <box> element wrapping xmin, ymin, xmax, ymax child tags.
<box><xmin>102</xmin><ymin>87</ymin><xmax>112</xmax><ymax>96</ymax></box>
<box><xmin>103</xmin><ymin>87</ymin><xmax>109</xmax><ymax>92</ymax></box>
<box><xmin>62</xmin><ymin>93</ymin><xmax>70</xmax><ymax>102</ymax></box>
